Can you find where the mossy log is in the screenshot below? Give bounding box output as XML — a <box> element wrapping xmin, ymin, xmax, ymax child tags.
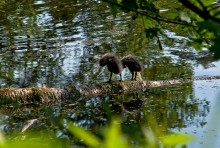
<box><xmin>1</xmin><ymin>76</ymin><xmax>220</xmax><ymax>105</ymax></box>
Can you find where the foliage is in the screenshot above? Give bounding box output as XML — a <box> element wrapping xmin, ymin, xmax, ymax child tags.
<box><xmin>0</xmin><ymin>117</ymin><xmax>192</xmax><ymax>148</ymax></box>
<box><xmin>161</xmin><ymin>133</ymin><xmax>193</xmax><ymax>146</ymax></box>
<box><xmin>101</xmin><ymin>0</ymin><xmax>220</xmax><ymax>58</ymax></box>
<box><xmin>68</xmin><ymin>117</ymin><xmax>193</xmax><ymax>148</ymax></box>
<box><xmin>0</xmin><ymin>0</ymin><xmax>215</xmax><ymax>147</ymax></box>
<box><xmin>68</xmin><ymin>123</ymin><xmax>102</xmax><ymax>147</ymax></box>
<box><xmin>68</xmin><ymin>118</ymin><xmax>129</xmax><ymax>148</ymax></box>
<box><xmin>0</xmin><ymin>131</ymin><xmax>65</xmax><ymax>148</ymax></box>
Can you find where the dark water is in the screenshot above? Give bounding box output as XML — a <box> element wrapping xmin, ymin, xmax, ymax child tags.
<box><xmin>0</xmin><ymin>0</ymin><xmax>220</xmax><ymax>147</ymax></box>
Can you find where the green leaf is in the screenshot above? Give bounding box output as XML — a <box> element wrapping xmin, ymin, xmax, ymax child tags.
<box><xmin>104</xmin><ymin>118</ymin><xmax>128</xmax><ymax>148</ymax></box>
<box><xmin>139</xmin><ymin>0</ymin><xmax>159</xmax><ymax>14</ymax></box>
<box><xmin>143</xmin><ymin>128</ymin><xmax>158</xmax><ymax>147</ymax></box>
<box><xmin>0</xmin><ymin>131</ymin><xmax>5</xmax><ymax>146</ymax></box>
<box><xmin>179</xmin><ymin>11</ymin><xmax>191</xmax><ymax>23</ymax></box>
<box><xmin>68</xmin><ymin>123</ymin><xmax>101</xmax><ymax>148</ymax></box>
<box><xmin>201</xmin><ymin>0</ymin><xmax>216</xmax><ymax>6</ymax></box>
<box><xmin>191</xmin><ymin>38</ymin><xmax>203</xmax><ymax>50</ymax></box>
<box><xmin>145</xmin><ymin>27</ymin><xmax>160</xmax><ymax>39</ymax></box>
<box><xmin>213</xmin><ymin>11</ymin><xmax>220</xmax><ymax>17</ymax></box>
<box><xmin>160</xmin><ymin>133</ymin><xmax>193</xmax><ymax>146</ymax></box>
<box><xmin>2</xmin><ymin>132</ymin><xmax>64</xmax><ymax>148</ymax></box>
<box><xmin>210</xmin><ymin>36</ymin><xmax>220</xmax><ymax>59</ymax></box>
<box><xmin>198</xmin><ymin>20</ymin><xmax>220</xmax><ymax>36</ymax></box>
<box><xmin>120</xmin><ymin>0</ymin><xmax>138</xmax><ymax>11</ymax></box>
<box><xmin>141</xmin><ymin>16</ymin><xmax>153</xmax><ymax>28</ymax></box>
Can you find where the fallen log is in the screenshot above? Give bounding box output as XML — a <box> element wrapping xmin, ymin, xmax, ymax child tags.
<box><xmin>0</xmin><ymin>76</ymin><xmax>220</xmax><ymax>105</ymax></box>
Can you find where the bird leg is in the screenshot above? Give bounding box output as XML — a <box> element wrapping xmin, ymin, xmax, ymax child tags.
<box><xmin>134</xmin><ymin>72</ymin><xmax>137</xmax><ymax>80</ymax></box>
<box><xmin>119</xmin><ymin>74</ymin><xmax>122</xmax><ymax>81</ymax></box>
<box><xmin>108</xmin><ymin>72</ymin><xmax>112</xmax><ymax>82</ymax></box>
<box><xmin>131</xmin><ymin>72</ymin><xmax>134</xmax><ymax>80</ymax></box>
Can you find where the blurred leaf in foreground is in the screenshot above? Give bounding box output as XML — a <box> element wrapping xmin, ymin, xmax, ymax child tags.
<box><xmin>103</xmin><ymin>118</ymin><xmax>128</xmax><ymax>148</ymax></box>
<box><xmin>68</xmin><ymin>123</ymin><xmax>102</xmax><ymax>148</ymax></box>
<box><xmin>68</xmin><ymin>118</ymin><xmax>128</xmax><ymax>148</ymax></box>
<box><xmin>1</xmin><ymin>132</ymin><xmax>64</xmax><ymax>148</ymax></box>
<box><xmin>160</xmin><ymin>133</ymin><xmax>193</xmax><ymax>146</ymax></box>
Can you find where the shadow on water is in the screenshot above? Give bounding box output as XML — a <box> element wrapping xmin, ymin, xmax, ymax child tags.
<box><xmin>0</xmin><ymin>0</ymin><xmax>218</xmax><ymax>147</ymax></box>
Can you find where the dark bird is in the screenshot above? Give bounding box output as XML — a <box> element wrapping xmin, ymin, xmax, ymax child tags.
<box><xmin>121</xmin><ymin>55</ymin><xmax>142</xmax><ymax>80</ymax></box>
<box><xmin>99</xmin><ymin>53</ymin><xmax>123</xmax><ymax>82</ymax></box>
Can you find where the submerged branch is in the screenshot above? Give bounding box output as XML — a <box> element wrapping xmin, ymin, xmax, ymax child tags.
<box><xmin>0</xmin><ymin>75</ymin><xmax>220</xmax><ymax>105</ymax></box>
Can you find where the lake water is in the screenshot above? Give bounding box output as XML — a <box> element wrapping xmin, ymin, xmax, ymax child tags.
<box><xmin>0</xmin><ymin>0</ymin><xmax>219</xmax><ymax>147</ymax></box>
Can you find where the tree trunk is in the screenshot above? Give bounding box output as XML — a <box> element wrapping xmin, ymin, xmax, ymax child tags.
<box><xmin>1</xmin><ymin>76</ymin><xmax>220</xmax><ymax>105</ymax></box>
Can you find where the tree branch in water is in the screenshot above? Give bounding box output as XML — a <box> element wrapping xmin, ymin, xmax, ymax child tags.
<box><xmin>0</xmin><ymin>76</ymin><xmax>220</xmax><ymax>105</ymax></box>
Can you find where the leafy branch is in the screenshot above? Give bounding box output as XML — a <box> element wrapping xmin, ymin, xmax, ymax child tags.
<box><xmin>101</xmin><ymin>0</ymin><xmax>193</xmax><ymax>26</ymax></box>
<box><xmin>178</xmin><ymin>0</ymin><xmax>220</xmax><ymax>22</ymax></box>
<box><xmin>101</xmin><ymin>0</ymin><xmax>220</xmax><ymax>58</ymax></box>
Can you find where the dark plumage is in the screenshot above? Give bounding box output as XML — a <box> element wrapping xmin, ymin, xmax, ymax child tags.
<box><xmin>99</xmin><ymin>53</ymin><xmax>123</xmax><ymax>82</ymax></box>
<box><xmin>121</xmin><ymin>55</ymin><xmax>142</xmax><ymax>80</ymax></box>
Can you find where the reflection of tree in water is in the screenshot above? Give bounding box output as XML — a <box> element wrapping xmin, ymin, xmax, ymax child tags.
<box><xmin>0</xmin><ymin>0</ymin><xmax>197</xmax><ymax>88</ymax></box>
<box><xmin>0</xmin><ymin>87</ymin><xmax>210</xmax><ymax>146</ymax></box>
<box><xmin>0</xmin><ymin>40</ymin><xmax>66</xmax><ymax>87</ymax></box>
<box><xmin>70</xmin><ymin>84</ymin><xmax>209</xmax><ymax>130</ymax></box>
<box><xmin>145</xmin><ymin>85</ymin><xmax>210</xmax><ymax>129</ymax></box>
<box><xmin>0</xmin><ymin>0</ymin><xmax>209</xmax><ymax>131</ymax></box>
<box><xmin>144</xmin><ymin>56</ymin><xmax>193</xmax><ymax>81</ymax></box>
<box><xmin>0</xmin><ymin>1</ymin><xmax>75</xmax><ymax>87</ymax></box>
<box><xmin>0</xmin><ymin>0</ymin><xmax>133</xmax><ymax>86</ymax></box>
<box><xmin>1</xmin><ymin>86</ymin><xmax>207</xmax><ymax>146</ymax></box>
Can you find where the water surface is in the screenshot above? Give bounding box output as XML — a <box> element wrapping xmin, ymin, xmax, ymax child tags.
<box><xmin>0</xmin><ymin>0</ymin><xmax>219</xmax><ymax>147</ymax></box>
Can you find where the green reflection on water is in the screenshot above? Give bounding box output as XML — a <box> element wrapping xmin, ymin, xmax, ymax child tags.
<box><xmin>0</xmin><ymin>0</ymin><xmax>194</xmax><ymax>87</ymax></box>
<box><xmin>0</xmin><ymin>83</ymin><xmax>208</xmax><ymax>147</ymax></box>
